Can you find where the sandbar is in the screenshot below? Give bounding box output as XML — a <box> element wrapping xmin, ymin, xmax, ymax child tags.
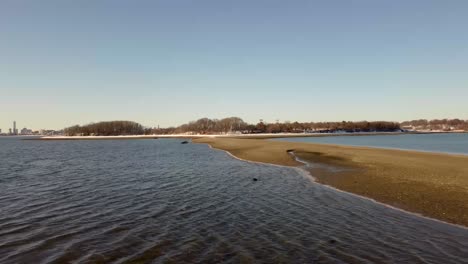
<box><xmin>194</xmin><ymin>137</ymin><xmax>468</xmax><ymax>227</ymax></box>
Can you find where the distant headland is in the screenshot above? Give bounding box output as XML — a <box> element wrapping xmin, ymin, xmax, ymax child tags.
<box><xmin>5</xmin><ymin>117</ymin><xmax>467</xmax><ymax>137</ymax></box>
<box><xmin>59</xmin><ymin>117</ymin><xmax>468</xmax><ymax>137</ymax></box>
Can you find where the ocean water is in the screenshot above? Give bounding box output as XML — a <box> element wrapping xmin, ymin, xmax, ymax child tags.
<box><xmin>0</xmin><ymin>137</ymin><xmax>467</xmax><ymax>263</ymax></box>
<box><xmin>272</xmin><ymin>133</ymin><xmax>468</xmax><ymax>155</ymax></box>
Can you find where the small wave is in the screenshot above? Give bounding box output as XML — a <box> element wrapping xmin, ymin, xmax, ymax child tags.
<box><xmin>0</xmin><ymin>139</ymin><xmax>467</xmax><ymax>263</ymax></box>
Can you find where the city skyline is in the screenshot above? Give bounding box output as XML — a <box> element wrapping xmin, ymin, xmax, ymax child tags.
<box><xmin>0</xmin><ymin>120</ymin><xmax>56</xmax><ymax>136</ymax></box>
<box><xmin>1</xmin><ymin>1</ymin><xmax>468</xmax><ymax>130</ymax></box>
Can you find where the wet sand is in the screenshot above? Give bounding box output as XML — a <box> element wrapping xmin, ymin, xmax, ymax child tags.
<box><xmin>193</xmin><ymin>137</ymin><xmax>468</xmax><ymax>227</ymax></box>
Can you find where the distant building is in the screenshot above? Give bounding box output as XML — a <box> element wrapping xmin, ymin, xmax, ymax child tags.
<box><xmin>21</xmin><ymin>128</ymin><xmax>33</xmax><ymax>135</ymax></box>
<box><xmin>13</xmin><ymin>121</ymin><xmax>18</xmax><ymax>135</ymax></box>
<box><xmin>38</xmin><ymin>129</ymin><xmax>62</xmax><ymax>136</ymax></box>
<box><xmin>9</xmin><ymin>128</ymin><xmax>12</xmax><ymax>134</ymax></box>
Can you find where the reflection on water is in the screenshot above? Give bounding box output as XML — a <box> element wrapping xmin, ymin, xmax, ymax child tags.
<box><xmin>0</xmin><ymin>138</ymin><xmax>467</xmax><ymax>263</ymax></box>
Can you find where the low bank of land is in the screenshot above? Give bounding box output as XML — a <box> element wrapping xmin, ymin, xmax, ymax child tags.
<box><xmin>194</xmin><ymin>137</ymin><xmax>468</xmax><ymax>227</ymax></box>
<box><xmin>33</xmin><ymin>135</ymin><xmax>159</xmax><ymax>140</ymax></box>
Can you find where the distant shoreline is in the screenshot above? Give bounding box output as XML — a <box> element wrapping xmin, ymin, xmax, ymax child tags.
<box><xmin>28</xmin><ymin>135</ymin><xmax>160</xmax><ymax>140</ymax></box>
<box><xmin>26</xmin><ymin>130</ymin><xmax>466</xmax><ymax>140</ymax></box>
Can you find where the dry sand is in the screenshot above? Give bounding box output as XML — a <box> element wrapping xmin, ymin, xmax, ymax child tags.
<box><xmin>193</xmin><ymin>137</ymin><xmax>468</xmax><ymax>227</ymax></box>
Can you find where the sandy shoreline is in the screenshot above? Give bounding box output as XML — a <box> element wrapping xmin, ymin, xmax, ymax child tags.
<box><xmin>193</xmin><ymin>137</ymin><xmax>468</xmax><ymax>227</ymax></box>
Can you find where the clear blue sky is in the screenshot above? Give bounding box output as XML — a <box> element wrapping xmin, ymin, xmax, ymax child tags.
<box><xmin>1</xmin><ymin>0</ymin><xmax>467</xmax><ymax>130</ymax></box>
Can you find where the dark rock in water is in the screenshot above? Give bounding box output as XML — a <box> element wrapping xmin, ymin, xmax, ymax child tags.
<box><xmin>253</xmin><ymin>178</ymin><xmax>258</xmax><ymax>181</ymax></box>
<box><xmin>181</xmin><ymin>141</ymin><xmax>189</xmax><ymax>144</ymax></box>
<box><xmin>329</xmin><ymin>239</ymin><xmax>336</xmax><ymax>244</ymax></box>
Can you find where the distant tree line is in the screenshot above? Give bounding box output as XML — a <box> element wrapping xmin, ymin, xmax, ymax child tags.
<box><xmin>63</xmin><ymin>118</ymin><xmax>468</xmax><ymax>136</ymax></box>
<box><xmin>249</xmin><ymin>121</ymin><xmax>401</xmax><ymax>133</ymax></box>
<box><xmin>147</xmin><ymin>117</ymin><xmax>248</xmax><ymax>135</ymax></box>
<box><xmin>401</xmin><ymin>119</ymin><xmax>468</xmax><ymax>131</ymax></box>
<box><xmin>146</xmin><ymin>118</ymin><xmax>401</xmax><ymax>134</ymax></box>
<box><xmin>64</xmin><ymin>121</ymin><xmax>145</xmax><ymax>136</ymax></box>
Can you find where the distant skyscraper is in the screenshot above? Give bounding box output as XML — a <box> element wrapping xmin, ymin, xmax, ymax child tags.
<box><xmin>13</xmin><ymin>121</ymin><xmax>17</xmax><ymax>135</ymax></box>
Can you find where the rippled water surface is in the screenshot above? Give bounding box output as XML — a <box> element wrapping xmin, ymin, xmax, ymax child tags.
<box><xmin>1</xmin><ymin>137</ymin><xmax>467</xmax><ymax>263</ymax></box>
<box><xmin>273</xmin><ymin>133</ymin><xmax>468</xmax><ymax>155</ymax></box>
